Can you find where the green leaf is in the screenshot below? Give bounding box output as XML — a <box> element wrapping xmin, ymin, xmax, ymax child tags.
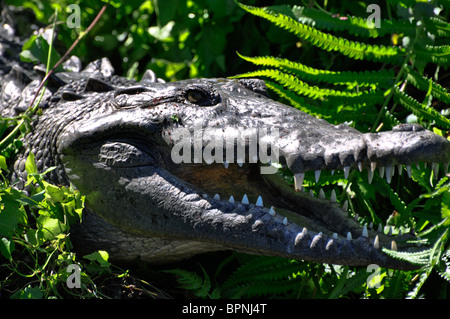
<box><xmin>11</xmin><ymin>285</ymin><xmax>43</xmax><ymax>299</ymax></box>
<box><xmin>0</xmin><ymin>237</ymin><xmax>14</xmax><ymax>259</ymax></box>
<box><xmin>0</xmin><ymin>196</ymin><xmax>26</xmax><ymax>238</ymax></box>
<box><xmin>83</xmin><ymin>250</ymin><xmax>111</xmax><ymax>268</ymax></box>
<box><xmin>0</xmin><ymin>155</ymin><xmax>8</xmax><ymax>172</ymax></box>
<box><xmin>43</xmin><ymin>181</ymin><xmax>67</xmax><ymax>203</ymax></box>
<box><xmin>20</xmin><ymin>34</ymin><xmax>62</xmax><ymax>70</ymax></box>
<box><xmin>441</xmin><ymin>191</ymin><xmax>450</xmax><ymax>224</ymax></box>
<box><xmin>148</xmin><ymin>21</ymin><xmax>175</xmax><ymax>42</ymax></box>
<box><xmin>25</xmin><ymin>152</ymin><xmax>37</xmax><ymax>175</ymax></box>
<box><xmin>36</xmin><ymin>215</ymin><xmax>67</xmax><ymax>240</ymax></box>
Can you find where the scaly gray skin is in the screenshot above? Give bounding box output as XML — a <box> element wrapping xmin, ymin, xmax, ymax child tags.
<box><xmin>2</xmin><ymin>55</ymin><xmax>450</xmax><ymax>270</ymax></box>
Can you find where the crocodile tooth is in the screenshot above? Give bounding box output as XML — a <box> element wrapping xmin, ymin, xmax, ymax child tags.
<box><xmin>416</xmin><ymin>163</ymin><xmax>420</xmax><ymax>170</ymax></box>
<box><xmin>378</xmin><ymin>166</ymin><xmax>385</xmax><ymax>178</ymax></box>
<box><xmin>214</xmin><ymin>194</ymin><xmax>220</xmax><ymax>200</ymax></box>
<box><xmin>241</xmin><ymin>194</ymin><xmax>249</xmax><ymax>205</ymax></box>
<box><xmin>256</xmin><ymin>196</ymin><xmax>263</xmax><ymax>207</ymax></box>
<box><xmin>444</xmin><ymin>162</ymin><xmax>449</xmax><ymax>175</ymax></box>
<box><xmin>377</xmin><ymin>224</ymin><xmax>383</xmax><ymax>232</ymax></box>
<box><xmin>319</xmin><ymin>188</ymin><xmax>325</xmax><ymax>199</ymax></box>
<box><xmin>282</xmin><ymin>217</ymin><xmax>288</xmax><ymax>225</ymax></box>
<box><xmin>424</xmin><ymin>162</ymin><xmax>428</xmax><ymax>168</ymax></box>
<box><xmin>373</xmin><ymin>235</ymin><xmax>380</xmax><ymax>249</ymax></box>
<box><xmin>369</xmin><ymin>221</ymin><xmax>373</xmax><ymax>229</ymax></box>
<box><xmin>237</xmin><ymin>158</ymin><xmax>244</xmax><ymax>167</ymax></box>
<box><xmin>398</xmin><ymin>229</ymin><xmax>402</xmax><ymax>236</ymax></box>
<box><xmin>342</xmin><ymin>200</ymin><xmax>348</xmax><ymax>212</ymax></box>
<box><xmin>397</xmin><ymin>164</ymin><xmax>403</xmax><ymax>176</ymax></box>
<box><xmin>362</xmin><ymin>224</ymin><xmax>368</xmax><ymax>238</ymax></box>
<box><xmin>343</xmin><ymin>166</ymin><xmax>350</xmax><ymax>179</ymax></box>
<box><xmin>358</xmin><ymin>161</ymin><xmax>363</xmax><ymax>172</ymax></box>
<box><xmin>228</xmin><ymin>195</ymin><xmax>235</xmax><ymax>204</ymax></box>
<box><xmin>354</xmin><ymin>213</ymin><xmax>359</xmax><ymax>221</ymax></box>
<box><xmin>333</xmin><ymin>233</ymin><xmax>338</xmax><ymax>239</ymax></box>
<box><xmin>268</xmin><ymin>206</ymin><xmax>276</xmax><ymax>216</ymax></box>
<box><xmin>330</xmin><ymin>189</ymin><xmax>337</xmax><ymax>202</ymax></box>
<box><xmin>370</xmin><ymin>161</ymin><xmax>377</xmax><ymax>172</ymax></box>
<box><xmin>309</xmin><ymin>190</ymin><xmax>314</xmax><ymax>197</ymax></box>
<box><xmin>331</xmin><ymin>169</ymin><xmax>335</xmax><ymax>175</ymax></box>
<box><xmin>294</xmin><ymin>173</ymin><xmax>305</xmax><ymax>191</ymax></box>
<box><xmin>310</xmin><ymin>233</ymin><xmax>322</xmax><ymax>249</ymax></box>
<box><xmin>346</xmin><ymin>232</ymin><xmax>352</xmax><ymax>240</ymax></box>
<box><xmin>325</xmin><ymin>239</ymin><xmax>334</xmax><ymax>251</ymax></box>
<box><xmin>432</xmin><ymin>162</ymin><xmax>439</xmax><ymax>178</ymax></box>
<box><xmin>406</xmin><ymin>165</ymin><xmax>412</xmax><ymax>178</ymax></box>
<box><xmin>294</xmin><ymin>228</ymin><xmax>308</xmax><ymax>246</ymax></box>
<box><xmin>391</xmin><ymin>241</ymin><xmax>398</xmax><ymax>251</ymax></box>
<box><xmin>315</xmin><ymin>170</ymin><xmax>321</xmax><ymax>183</ymax></box>
<box><xmin>367</xmin><ymin>169</ymin><xmax>374</xmax><ymax>184</ymax></box>
<box><xmin>385</xmin><ymin>165</ymin><xmax>393</xmax><ymax>184</ymax></box>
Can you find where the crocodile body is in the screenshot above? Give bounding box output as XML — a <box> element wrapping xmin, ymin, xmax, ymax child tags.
<box><xmin>1</xmin><ymin>20</ymin><xmax>450</xmax><ymax>271</ymax></box>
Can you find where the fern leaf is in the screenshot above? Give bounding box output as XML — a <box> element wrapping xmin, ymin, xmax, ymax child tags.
<box><xmin>237</xmin><ymin>53</ymin><xmax>394</xmax><ymax>88</ymax></box>
<box><xmin>379</xmin><ymin>178</ymin><xmax>409</xmax><ymax>219</ymax></box>
<box><xmin>382</xmin><ymin>247</ymin><xmax>433</xmax><ymax>266</ymax></box>
<box><xmin>392</xmin><ymin>86</ymin><xmax>450</xmax><ymax>129</ymax></box>
<box><xmin>263</xmin><ymin>81</ymin><xmax>317</xmax><ymax>115</ymax></box>
<box><xmin>279</xmin><ymin>5</ymin><xmax>416</xmax><ymax>38</ymax></box>
<box><xmin>406</xmin><ymin>270</ymin><xmax>431</xmax><ymax>299</ymax></box>
<box><xmin>234</xmin><ymin>69</ymin><xmax>366</xmax><ymax>99</ymax></box>
<box><xmin>238</xmin><ymin>3</ymin><xmax>404</xmax><ymax>64</ymax></box>
<box><xmin>414</xmin><ymin>44</ymin><xmax>450</xmax><ymax>67</ymax></box>
<box><xmin>164</xmin><ymin>267</ymin><xmax>212</xmax><ymax>298</ymax></box>
<box><xmin>221</xmin><ymin>256</ymin><xmax>304</xmax><ymax>298</ymax></box>
<box><xmin>405</xmin><ymin>66</ymin><xmax>450</xmax><ymax>104</ymax></box>
<box><xmin>424</xmin><ymin>17</ymin><xmax>450</xmax><ymax>38</ymax></box>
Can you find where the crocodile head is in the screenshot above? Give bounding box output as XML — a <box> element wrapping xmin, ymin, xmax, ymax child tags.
<box><xmin>10</xmin><ymin>59</ymin><xmax>450</xmax><ymax>270</ymax></box>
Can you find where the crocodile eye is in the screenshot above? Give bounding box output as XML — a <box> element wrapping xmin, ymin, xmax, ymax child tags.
<box><xmin>182</xmin><ymin>84</ymin><xmax>220</xmax><ymax>106</ymax></box>
<box><xmin>186</xmin><ymin>89</ymin><xmax>207</xmax><ymax>104</ymax></box>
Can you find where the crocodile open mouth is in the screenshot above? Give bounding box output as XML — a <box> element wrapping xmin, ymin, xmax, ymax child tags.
<box><xmin>168</xmin><ymin>158</ymin><xmax>430</xmax><ymax>254</ymax></box>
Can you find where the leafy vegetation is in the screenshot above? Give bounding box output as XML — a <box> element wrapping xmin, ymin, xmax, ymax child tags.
<box><xmin>0</xmin><ymin>0</ymin><xmax>449</xmax><ymax>299</ymax></box>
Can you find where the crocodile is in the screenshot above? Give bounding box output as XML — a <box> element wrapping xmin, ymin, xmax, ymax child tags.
<box><xmin>1</xmin><ymin>22</ymin><xmax>450</xmax><ymax>272</ymax></box>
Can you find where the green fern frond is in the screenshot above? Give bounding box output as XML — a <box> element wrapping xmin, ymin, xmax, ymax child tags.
<box><xmin>424</xmin><ymin>17</ymin><xmax>450</xmax><ymax>38</ymax></box>
<box><xmin>164</xmin><ymin>267</ymin><xmax>215</xmax><ymax>298</ymax></box>
<box><xmin>414</xmin><ymin>44</ymin><xmax>450</xmax><ymax>67</ymax></box>
<box><xmin>279</xmin><ymin>5</ymin><xmax>415</xmax><ymax>38</ymax></box>
<box><xmin>221</xmin><ymin>256</ymin><xmax>303</xmax><ymax>298</ymax></box>
<box><xmin>237</xmin><ymin>53</ymin><xmax>394</xmax><ymax>88</ymax></box>
<box><xmin>405</xmin><ymin>66</ymin><xmax>450</xmax><ymax>104</ymax></box>
<box><xmin>263</xmin><ymin>81</ymin><xmax>315</xmax><ymax>114</ymax></box>
<box><xmin>238</xmin><ymin>3</ymin><xmax>404</xmax><ymax>63</ymax></box>
<box><xmin>264</xmin><ymin>81</ymin><xmax>379</xmax><ymax>124</ymax></box>
<box><xmin>393</xmin><ymin>86</ymin><xmax>450</xmax><ymax>129</ymax></box>
<box><xmin>382</xmin><ymin>247</ymin><xmax>433</xmax><ymax>266</ymax></box>
<box><xmin>234</xmin><ymin>69</ymin><xmax>367</xmax><ymax>99</ymax></box>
